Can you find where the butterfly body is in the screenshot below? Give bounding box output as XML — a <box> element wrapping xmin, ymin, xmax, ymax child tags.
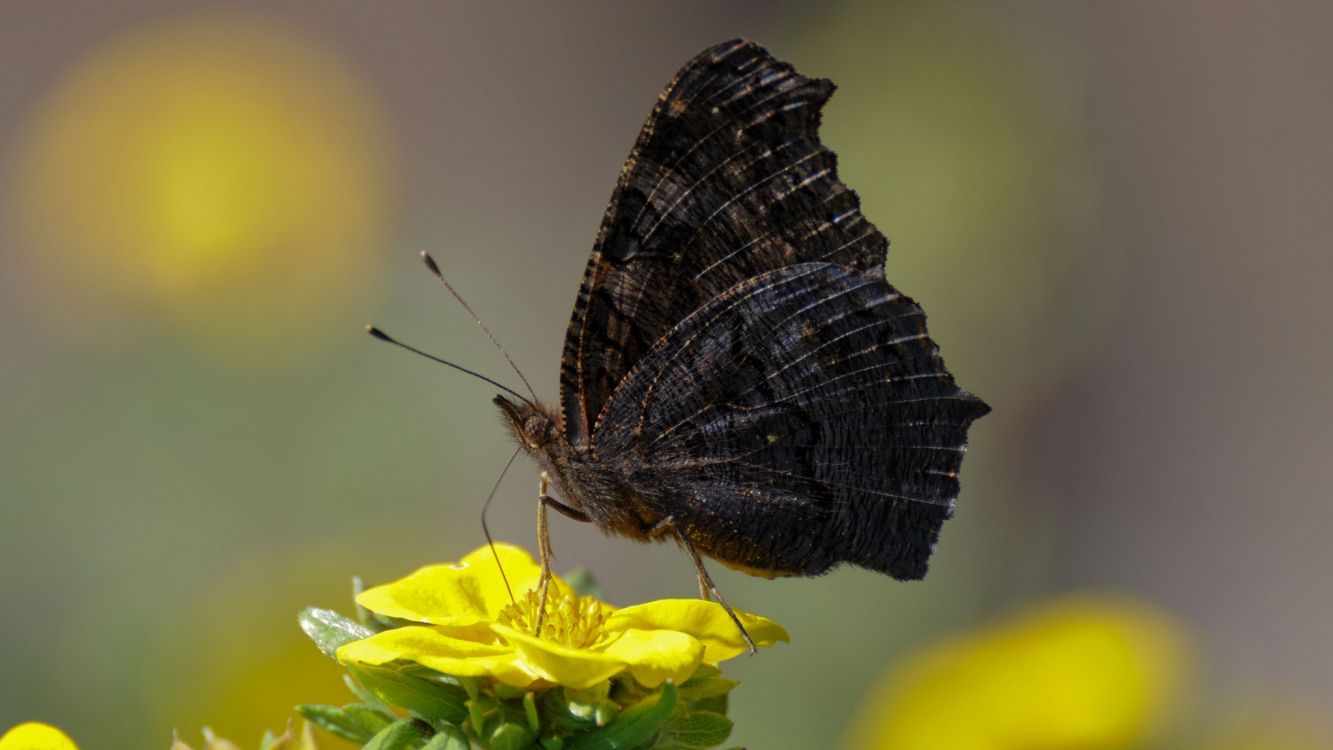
<box><xmin>498</xmin><ymin>391</ymin><xmax>832</xmax><ymax>578</ymax></box>
<box><xmin>499</xmin><ymin>39</ymin><xmax>987</xmax><ymax>589</ymax></box>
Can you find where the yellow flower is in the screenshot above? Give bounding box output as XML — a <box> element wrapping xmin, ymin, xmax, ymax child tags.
<box><xmin>844</xmin><ymin>595</ymin><xmax>1189</xmax><ymax>750</ymax></box>
<box><xmin>0</xmin><ymin>723</ymin><xmax>78</xmax><ymax>750</ymax></box>
<box><xmin>338</xmin><ymin>544</ymin><xmax>787</xmax><ymax>690</ymax></box>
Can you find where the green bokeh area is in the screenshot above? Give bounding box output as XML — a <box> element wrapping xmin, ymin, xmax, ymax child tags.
<box><xmin>3</xmin><ymin>2</ymin><xmax>1331</xmax><ymax>748</ymax></box>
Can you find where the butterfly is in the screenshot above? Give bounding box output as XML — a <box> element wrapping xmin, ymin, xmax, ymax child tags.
<box><xmin>378</xmin><ymin>39</ymin><xmax>989</xmax><ymax>647</ymax></box>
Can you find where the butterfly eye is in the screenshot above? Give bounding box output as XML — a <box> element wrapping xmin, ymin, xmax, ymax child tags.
<box><xmin>523</xmin><ymin>415</ymin><xmax>548</xmax><ymax>443</ymax></box>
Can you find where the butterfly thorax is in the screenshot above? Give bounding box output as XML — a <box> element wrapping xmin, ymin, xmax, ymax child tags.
<box><xmin>495</xmin><ymin>394</ymin><xmax>652</xmax><ymax>537</ymax></box>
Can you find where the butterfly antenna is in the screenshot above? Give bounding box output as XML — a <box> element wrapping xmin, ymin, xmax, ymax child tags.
<box><xmin>420</xmin><ymin>251</ymin><xmax>539</xmax><ymax>403</ymax></box>
<box><xmin>365</xmin><ymin>325</ymin><xmax>530</xmax><ymax>403</ymax></box>
<box><xmin>483</xmin><ymin>445</ymin><xmax>523</xmax><ymax>605</ymax></box>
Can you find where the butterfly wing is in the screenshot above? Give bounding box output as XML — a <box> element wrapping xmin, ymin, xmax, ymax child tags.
<box><xmin>593</xmin><ymin>263</ymin><xmax>989</xmax><ymax>580</ymax></box>
<box><xmin>560</xmin><ymin>39</ymin><xmax>888</xmax><ymax>444</ymax></box>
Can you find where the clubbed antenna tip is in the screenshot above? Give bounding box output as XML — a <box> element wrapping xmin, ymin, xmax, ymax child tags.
<box><xmin>420</xmin><ymin>250</ymin><xmax>443</xmax><ymax>278</ymax></box>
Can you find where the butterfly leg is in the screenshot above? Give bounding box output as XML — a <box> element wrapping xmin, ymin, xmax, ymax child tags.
<box><xmin>534</xmin><ymin>472</ymin><xmax>592</xmax><ymax>637</ymax></box>
<box><xmin>534</xmin><ymin>472</ymin><xmax>555</xmax><ymax>637</ymax></box>
<box><xmin>648</xmin><ymin>516</ymin><xmax>757</xmax><ymax>655</ymax></box>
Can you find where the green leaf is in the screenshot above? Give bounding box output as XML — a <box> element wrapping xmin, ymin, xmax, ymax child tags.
<box><xmin>488</xmin><ymin>719</ymin><xmax>538</xmax><ymax>750</ymax></box>
<box><xmin>663</xmin><ymin>711</ymin><xmax>732</xmax><ymax>749</ymax></box>
<box><xmin>566</xmin><ymin>682</ymin><xmax>679</xmax><ymax>750</ymax></box>
<box><xmin>420</xmin><ymin>726</ymin><xmax>470</xmax><ymax>750</ymax></box>
<box><xmin>363</xmin><ymin>718</ymin><xmax>433</xmax><ymax>750</ymax></box>
<box><xmin>296</xmin><ymin>704</ymin><xmax>373</xmax><ymax>743</ymax></box>
<box><xmin>349</xmin><ymin>664</ymin><xmax>470</xmax><ymax>725</ymax></box>
<box><xmin>344</xmin><ymin>702</ymin><xmax>397</xmax><ymax>735</ymax></box>
<box><xmin>299</xmin><ymin>607</ymin><xmax>374</xmax><ymax>659</ymax></box>
<box><xmin>346</xmin><ymin>674</ymin><xmax>393</xmax><ymax>712</ymax></box>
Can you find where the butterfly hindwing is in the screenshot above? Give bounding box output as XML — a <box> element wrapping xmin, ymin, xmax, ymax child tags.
<box><xmin>593</xmin><ymin>263</ymin><xmax>989</xmax><ymax>579</ymax></box>
<box><xmin>560</xmin><ymin>39</ymin><xmax>889</xmax><ymax>444</ymax></box>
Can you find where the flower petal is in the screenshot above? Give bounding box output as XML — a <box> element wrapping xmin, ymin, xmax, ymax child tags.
<box><xmin>492</xmin><ymin>623</ymin><xmax>627</xmax><ymax>689</ymax></box>
<box><xmin>459</xmin><ymin>543</ymin><xmax>545</xmax><ymax>617</ymax></box>
<box><xmin>356</xmin><ymin>564</ymin><xmax>490</xmax><ymax>625</ymax></box>
<box><xmin>356</xmin><ymin>544</ymin><xmax>543</xmax><ymax>625</ymax></box>
<box><xmin>600</xmin><ymin>628</ymin><xmax>704</xmax><ymax>687</ymax></box>
<box><xmin>337</xmin><ymin>625</ymin><xmax>535</xmax><ymax>685</ymax></box>
<box><xmin>0</xmin><ymin>723</ymin><xmax>79</xmax><ymax>750</ymax></box>
<box><xmin>606</xmin><ymin>599</ymin><xmax>789</xmax><ymax>663</ymax></box>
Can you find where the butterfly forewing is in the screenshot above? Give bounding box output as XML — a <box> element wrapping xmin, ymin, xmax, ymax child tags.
<box><xmin>593</xmin><ymin>263</ymin><xmax>989</xmax><ymax>580</ymax></box>
<box><xmin>561</xmin><ymin>39</ymin><xmax>889</xmax><ymax>444</ymax></box>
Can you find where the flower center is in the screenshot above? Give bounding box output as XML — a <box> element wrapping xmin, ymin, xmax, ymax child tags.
<box><xmin>497</xmin><ymin>586</ymin><xmax>611</xmax><ymax>649</ymax></box>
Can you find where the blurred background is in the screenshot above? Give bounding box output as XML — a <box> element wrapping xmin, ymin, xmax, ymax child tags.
<box><xmin>2</xmin><ymin>1</ymin><xmax>1330</xmax><ymax>748</ymax></box>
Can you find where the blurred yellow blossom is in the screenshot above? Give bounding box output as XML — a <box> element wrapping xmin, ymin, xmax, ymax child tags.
<box><xmin>0</xmin><ymin>723</ymin><xmax>78</xmax><ymax>750</ymax></box>
<box><xmin>844</xmin><ymin>595</ymin><xmax>1189</xmax><ymax>750</ymax></box>
<box><xmin>8</xmin><ymin>13</ymin><xmax>390</xmax><ymax>368</ymax></box>
<box><xmin>338</xmin><ymin>543</ymin><xmax>787</xmax><ymax>690</ymax></box>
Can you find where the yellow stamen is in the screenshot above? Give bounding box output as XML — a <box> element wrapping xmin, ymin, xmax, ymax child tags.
<box><xmin>497</xmin><ymin>588</ymin><xmax>611</xmax><ymax>649</ymax></box>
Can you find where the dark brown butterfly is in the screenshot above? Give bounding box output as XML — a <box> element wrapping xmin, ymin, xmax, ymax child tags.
<box><xmin>377</xmin><ymin>39</ymin><xmax>988</xmax><ymax>647</ymax></box>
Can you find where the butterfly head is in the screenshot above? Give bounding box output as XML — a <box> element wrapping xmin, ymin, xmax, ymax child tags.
<box><xmin>495</xmin><ymin>395</ymin><xmax>559</xmax><ymax>453</ymax></box>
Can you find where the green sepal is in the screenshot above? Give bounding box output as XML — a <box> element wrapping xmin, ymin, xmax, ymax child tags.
<box><xmin>349</xmin><ymin>664</ymin><xmax>470</xmax><ymax>725</ymax></box>
<box><xmin>363</xmin><ymin>718</ymin><xmax>433</xmax><ymax>750</ymax></box>
<box><xmin>466</xmin><ymin>696</ymin><xmax>495</xmax><ymax>736</ymax></box>
<box><xmin>676</xmin><ymin>665</ymin><xmax>739</xmax><ymax>701</ymax></box>
<box><xmin>523</xmin><ymin>691</ymin><xmax>541</xmax><ymax>731</ymax></box>
<box><xmin>541</xmin><ymin>689</ymin><xmax>595</xmax><ymax>732</ymax></box>
<box><xmin>539</xmin><ymin>732</ymin><xmax>567</xmax><ymax>750</ymax></box>
<box><xmin>566</xmin><ymin>696</ymin><xmax>597</xmax><ymax>724</ymax></box>
<box><xmin>679</xmin><ymin>664</ymin><xmax>719</xmax><ymax>685</ymax></box>
<box><xmin>607</xmin><ymin>677</ymin><xmax>649</xmax><ymax>708</ymax></box>
<box><xmin>661</xmin><ymin>710</ymin><xmax>733</xmax><ymax>749</ymax></box>
<box><xmin>494</xmin><ymin>682</ymin><xmax>528</xmax><ymax>701</ymax></box>
<box><xmin>593</xmin><ymin>700</ymin><xmax>620</xmax><ymax>727</ymax></box>
<box><xmin>299</xmin><ymin>607</ymin><xmax>374</xmax><ymax>659</ymax></box>
<box><xmin>420</xmin><ymin>726</ymin><xmax>470</xmax><ymax>750</ymax></box>
<box><xmin>685</xmin><ymin>692</ymin><xmax>727</xmax><ymax>717</ymax></box>
<box><xmin>295</xmin><ymin>704</ymin><xmax>373</xmax><ymax>743</ymax></box>
<box><xmin>566</xmin><ymin>681</ymin><xmax>679</xmax><ymax>750</ymax></box>
<box><xmin>488</xmin><ymin>718</ymin><xmax>538</xmax><ymax>750</ymax></box>
<box><xmin>457</xmin><ymin>676</ymin><xmax>483</xmax><ymax>701</ymax></box>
